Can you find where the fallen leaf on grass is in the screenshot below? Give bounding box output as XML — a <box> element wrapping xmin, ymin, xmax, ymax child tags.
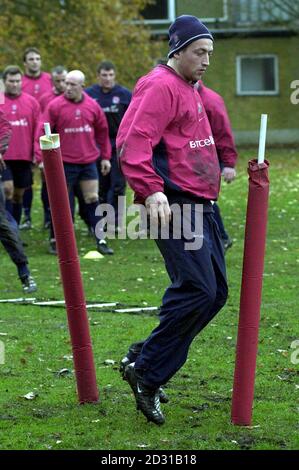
<box><xmin>202</xmin><ymin>394</ymin><xmax>230</xmax><ymax>403</ymax></box>
<box><xmin>56</xmin><ymin>368</ymin><xmax>72</xmax><ymax>377</ymax></box>
<box><xmin>21</xmin><ymin>392</ymin><xmax>38</xmax><ymax>400</ymax></box>
<box><xmin>192</xmin><ymin>403</ymin><xmax>209</xmax><ymax>412</ymax></box>
<box><xmin>277</xmin><ymin>349</ymin><xmax>288</xmax><ymax>357</ymax></box>
<box><xmin>0</xmin><ymin>414</ymin><xmax>17</xmax><ymax>420</ymax></box>
<box><xmin>62</xmin><ymin>355</ymin><xmax>73</xmax><ymax>361</ymax></box>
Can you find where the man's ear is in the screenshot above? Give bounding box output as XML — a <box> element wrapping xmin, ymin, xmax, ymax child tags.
<box><xmin>173</xmin><ymin>51</ymin><xmax>182</xmax><ymax>59</ymax></box>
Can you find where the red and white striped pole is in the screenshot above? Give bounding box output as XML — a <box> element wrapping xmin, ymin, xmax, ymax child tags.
<box><xmin>231</xmin><ymin>115</ymin><xmax>270</xmax><ymax>425</ymax></box>
<box><xmin>40</xmin><ymin>124</ymin><xmax>99</xmax><ymax>404</ymax></box>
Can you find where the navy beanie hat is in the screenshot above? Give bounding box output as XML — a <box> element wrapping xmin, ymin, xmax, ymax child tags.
<box><xmin>168</xmin><ymin>15</ymin><xmax>213</xmax><ymax>58</ymax></box>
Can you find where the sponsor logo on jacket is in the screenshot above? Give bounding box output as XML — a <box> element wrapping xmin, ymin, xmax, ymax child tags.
<box><xmin>10</xmin><ymin>118</ymin><xmax>28</xmax><ymax>127</ymax></box>
<box><xmin>102</xmin><ymin>104</ymin><xmax>119</xmax><ymax>113</ymax></box>
<box><xmin>189</xmin><ymin>135</ymin><xmax>215</xmax><ymax>149</ymax></box>
<box><xmin>64</xmin><ymin>124</ymin><xmax>92</xmax><ymax>133</ymax></box>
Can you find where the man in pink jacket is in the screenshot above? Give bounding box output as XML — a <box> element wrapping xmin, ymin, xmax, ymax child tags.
<box><xmin>36</xmin><ymin>66</ymin><xmax>68</xmax><ymax>231</ymax></box>
<box><xmin>0</xmin><ymin>66</ymin><xmax>41</xmax><ymax>225</ymax></box>
<box><xmin>197</xmin><ymin>80</ymin><xmax>238</xmax><ymax>251</ymax></box>
<box><xmin>39</xmin><ymin>65</ymin><xmax>68</xmax><ymax>113</ymax></box>
<box><xmin>45</xmin><ymin>70</ymin><xmax>113</xmax><ymax>255</ymax></box>
<box><xmin>21</xmin><ymin>47</ymin><xmax>53</xmax><ymax>229</ymax></box>
<box><xmin>0</xmin><ymin>109</ymin><xmax>37</xmax><ymax>293</ymax></box>
<box><xmin>22</xmin><ymin>47</ymin><xmax>52</xmax><ymax>103</ymax></box>
<box><xmin>117</xmin><ymin>15</ymin><xmax>236</xmax><ymax>425</ymax></box>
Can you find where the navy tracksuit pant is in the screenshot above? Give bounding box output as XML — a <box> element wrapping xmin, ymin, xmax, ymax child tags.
<box><xmin>134</xmin><ymin>202</ymin><xmax>228</xmax><ymax>389</ymax></box>
<box><xmin>98</xmin><ymin>151</ymin><xmax>126</xmax><ymax>227</ymax></box>
<box><xmin>0</xmin><ymin>179</ymin><xmax>29</xmax><ymax>273</ymax></box>
<box><xmin>213</xmin><ymin>202</ymin><xmax>229</xmax><ymax>241</ymax></box>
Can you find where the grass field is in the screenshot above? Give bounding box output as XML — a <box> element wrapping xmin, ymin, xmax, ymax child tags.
<box><xmin>0</xmin><ymin>148</ymin><xmax>298</xmax><ymax>451</ymax></box>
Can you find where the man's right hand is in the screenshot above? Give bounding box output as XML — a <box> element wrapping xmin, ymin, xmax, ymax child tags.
<box><xmin>145</xmin><ymin>192</ymin><xmax>171</xmax><ymax>226</ymax></box>
<box><xmin>0</xmin><ymin>153</ymin><xmax>6</xmax><ymax>172</ymax></box>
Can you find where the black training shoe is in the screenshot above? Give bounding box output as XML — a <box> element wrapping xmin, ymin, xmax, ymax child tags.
<box><xmin>120</xmin><ymin>356</ymin><xmax>169</xmax><ymax>403</ymax></box>
<box><xmin>124</xmin><ymin>364</ymin><xmax>165</xmax><ymax>425</ymax></box>
<box><xmin>97</xmin><ymin>240</ymin><xmax>114</xmax><ymax>255</ymax></box>
<box><xmin>222</xmin><ymin>237</ymin><xmax>233</xmax><ymax>253</ymax></box>
<box><xmin>19</xmin><ymin>219</ymin><xmax>32</xmax><ymax>230</ymax></box>
<box><xmin>48</xmin><ymin>239</ymin><xmax>57</xmax><ymax>255</ymax></box>
<box><xmin>158</xmin><ymin>387</ymin><xmax>169</xmax><ymax>404</ymax></box>
<box><xmin>124</xmin><ymin>362</ymin><xmax>138</xmax><ymax>399</ymax></box>
<box><xmin>120</xmin><ymin>356</ymin><xmax>131</xmax><ymax>379</ymax></box>
<box><xmin>20</xmin><ymin>275</ymin><xmax>37</xmax><ymax>294</ymax></box>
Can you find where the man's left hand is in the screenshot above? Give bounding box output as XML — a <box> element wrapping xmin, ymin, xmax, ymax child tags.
<box><xmin>222</xmin><ymin>167</ymin><xmax>236</xmax><ymax>183</ymax></box>
<box><xmin>100</xmin><ymin>159</ymin><xmax>111</xmax><ymax>176</ymax></box>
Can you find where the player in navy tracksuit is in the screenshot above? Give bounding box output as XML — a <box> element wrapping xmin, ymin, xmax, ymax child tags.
<box><xmin>85</xmin><ymin>61</ymin><xmax>131</xmax><ymax>231</ymax></box>
<box><xmin>117</xmin><ymin>16</ymin><xmax>236</xmax><ymax>425</ymax></box>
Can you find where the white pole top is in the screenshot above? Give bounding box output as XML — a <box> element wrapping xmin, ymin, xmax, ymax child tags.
<box><xmin>40</xmin><ymin>125</ymin><xmax>60</xmax><ymax>150</ymax></box>
<box><xmin>258</xmin><ymin>114</ymin><xmax>268</xmax><ymax>164</ymax></box>
<box><xmin>44</xmin><ymin>123</ymin><xmax>51</xmax><ymax>137</ymax></box>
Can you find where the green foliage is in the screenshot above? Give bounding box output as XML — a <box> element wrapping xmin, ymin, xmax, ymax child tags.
<box><xmin>0</xmin><ymin>0</ymin><xmax>161</xmax><ymax>87</ymax></box>
<box><xmin>0</xmin><ymin>149</ymin><xmax>298</xmax><ymax>450</ymax></box>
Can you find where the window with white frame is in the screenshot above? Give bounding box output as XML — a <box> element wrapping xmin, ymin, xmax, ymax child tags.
<box><xmin>234</xmin><ymin>0</ymin><xmax>291</xmax><ymax>24</ymax></box>
<box><xmin>236</xmin><ymin>55</ymin><xmax>279</xmax><ymax>95</ymax></box>
<box><xmin>141</xmin><ymin>0</ymin><xmax>175</xmax><ymax>23</ymax></box>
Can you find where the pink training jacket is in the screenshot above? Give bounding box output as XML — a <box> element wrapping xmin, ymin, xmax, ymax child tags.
<box><xmin>22</xmin><ymin>72</ymin><xmax>53</xmax><ymax>104</ymax></box>
<box><xmin>0</xmin><ymin>92</ymin><xmax>41</xmax><ymax>162</ymax></box>
<box><xmin>116</xmin><ymin>65</ymin><xmax>220</xmax><ymax>204</ymax></box>
<box><xmin>44</xmin><ymin>92</ymin><xmax>111</xmax><ymax>164</ymax></box>
<box><xmin>39</xmin><ymin>89</ymin><xmax>59</xmax><ymax>113</ymax></box>
<box><xmin>197</xmin><ymin>81</ymin><xmax>237</xmax><ymax>168</ymax></box>
<box><xmin>0</xmin><ymin>108</ymin><xmax>12</xmax><ymax>155</ymax></box>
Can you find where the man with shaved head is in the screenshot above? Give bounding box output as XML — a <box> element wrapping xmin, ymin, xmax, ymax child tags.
<box><xmin>44</xmin><ymin>69</ymin><xmax>113</xmax><ymax>255</ymax></box>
